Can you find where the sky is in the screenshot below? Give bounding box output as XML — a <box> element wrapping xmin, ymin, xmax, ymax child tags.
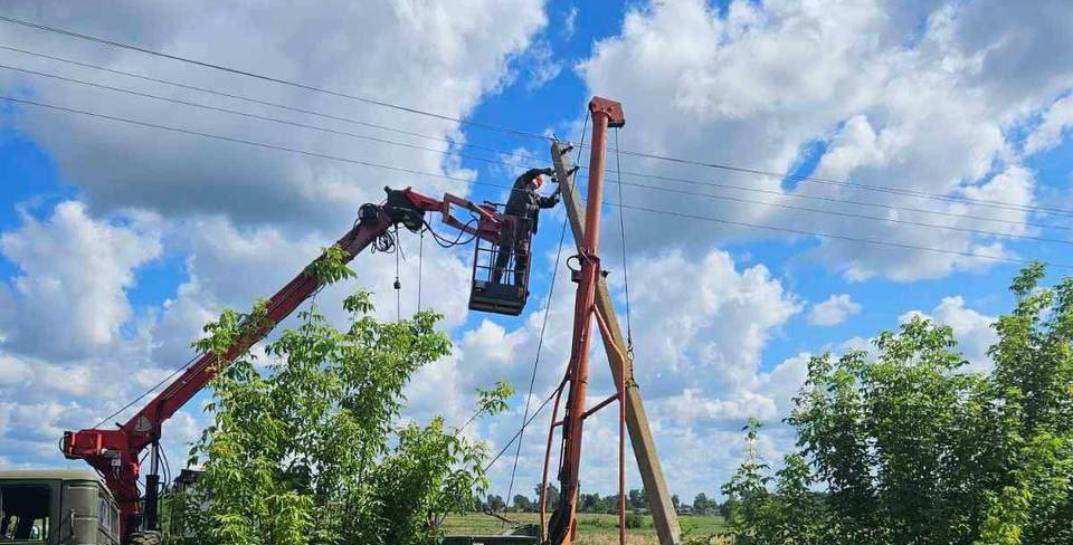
<box><xmin>1</xmin><ymin>0</ymin><xmax>1073</xmax><ymax>505</ymax></box>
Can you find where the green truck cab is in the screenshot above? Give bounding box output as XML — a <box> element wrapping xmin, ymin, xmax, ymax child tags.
<box><xmin>0</xmin><ymin>470</ymin><xmax>120</xmax><ymax>545</ymax></box>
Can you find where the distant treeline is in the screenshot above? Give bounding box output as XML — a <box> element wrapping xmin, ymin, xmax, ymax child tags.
<box><xmin>482</xmin><ymin>486</ymin><xmax>723</xmax><ymax>516</ymax></box>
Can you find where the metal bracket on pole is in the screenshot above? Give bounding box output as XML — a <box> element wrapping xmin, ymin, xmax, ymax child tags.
<box><xmin>551</xmin><ymin>138</ymin><xmax>682</xmax><ymax>545</ymax></box>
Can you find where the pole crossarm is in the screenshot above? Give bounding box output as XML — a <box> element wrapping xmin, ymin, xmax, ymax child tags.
<box><xmin>551</xmin><ymin>140</ymin><xmax>682</xmax><ymax>545</ymax></box>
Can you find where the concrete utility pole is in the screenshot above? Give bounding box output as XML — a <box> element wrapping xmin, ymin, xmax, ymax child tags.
<box><xmin>551</xmin><ymin>139</ymin><xmax>682</xmax><ymax>545</ymax></box>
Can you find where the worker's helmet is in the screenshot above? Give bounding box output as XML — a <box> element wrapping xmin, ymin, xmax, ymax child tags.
<box><xmin>532</xmin><ymin>175</ymin><xmax>544</xmax><ymax>189</ymax></box>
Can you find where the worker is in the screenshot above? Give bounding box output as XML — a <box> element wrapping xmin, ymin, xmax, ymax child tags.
<box><xmin>492</xmin><ymin>167</ymin><xmax>560</xmax><ymax>286</ymax></box>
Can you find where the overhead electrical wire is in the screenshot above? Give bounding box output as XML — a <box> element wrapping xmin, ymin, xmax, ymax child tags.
<box><xmin>2</xmin><ymin>63</ymin><xmax>1067</xmax><ymax>247</ymax></box>
<box><xmin>609</xmin><ymin>177</ymin><xmax>1073</xmax><ymax>246</ymax></box>
<box><xmin>0</xmin><ymin>14</ymin><xmax>549</xmax><ymax>143</ymax></box>
<box><xmin>0</xmin><ymin>62</ymin><xmax>513</xmax><ymax>166</ymax></box>
<box><xmin>604</xmin><ymin>166</ymin><xmax>1073</xmax><ymax>233</ymax></box>
<box><xmin>598</xmin><ymin>145</ymin><xmax>1073</xmax><ymax>217</ymax></box>
<box><xmin>3</xmin><ymin>14</ymin><xmax>1071</xmax><ymax>217</ymax></box>
<box><xmin>0</xmin><ymin>44</ymin><xmax>517</xmax><ymax>157</ymax></box>
<box><xmin>3</xmin><ymin>94</ymin><xmax>1070</xmax><ymax>270</ymax></box>
<box><xmin>2</xmin><ymin>47</ymin><xmax>1069</xmax><ymax>231</ymax></box>
<box><xmin>617</xmin><ymin>202</ymin><xmax>1065</xmax><ymax>269</ymax></box>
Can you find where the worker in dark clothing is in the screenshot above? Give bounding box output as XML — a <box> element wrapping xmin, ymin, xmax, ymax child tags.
<box><xmin>492</xmin><ymin>167</ymin><xmax>561</xmax><ymax>286</ymax></box>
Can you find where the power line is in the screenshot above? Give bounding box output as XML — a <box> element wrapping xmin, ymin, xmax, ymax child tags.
<box><xmin>3</xmin><ymin>40</ymin><xmax>1067</xmax><ymax>226</ymax></box>
<box><xmin>6</xmin><ymin>63</ymin><xmax>1066</xmax><ymax>246</ymax></box>
<box><xmin>0</xmin><ymin>44</ymin><xmax>525</xmax><ymax>158</ymax></box>
<box><xmin>5</xmin><ymin>94</ymin><xmax>1068</xmax><ymax>270</ymax></box>
<box><xmin>0</xmin><ymin>62</ymin><xmax>518</xmax><ymax>166</ymax></box>
<box><xmin>609</xmin><ymin>176</ymin><xmax>1073</xmax><ymax>246</ymax></box>
<box><xmin>590</xmin><ymin>145</ymin><xmax>1073</xmax><ymax>218</ymax></box>
<box><xmin>0</xmin><ymin>14</ymin><xmax>552</xmax><ymax>143</ymax></box>
<box><xmin>616</xmin><ymin>202</ymin><xmax>1073</xmax><ymax>270</ymax></box>
<box><xmin>0</xmin><ymin>94</ymin><xmax>512</xmax><ymax>190</ymax></box>
<box><xmin>4</xmin><ymin>15</ymin><xmax>1067</xmax><ymax>218</ymax></box>
<box><xmin>603</xmin><ymin>166</ymin><xmax>1073</xmax><ymax>233</ymax></box>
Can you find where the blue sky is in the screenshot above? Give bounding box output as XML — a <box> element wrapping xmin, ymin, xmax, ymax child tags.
<box><xmin>2</xmin><ymin>0</ymin><xmax>1073</xmax><ymax>503</ymax></box>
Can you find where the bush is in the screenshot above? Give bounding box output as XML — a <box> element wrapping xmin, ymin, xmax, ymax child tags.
<box><xmin>174</xmin><ymin>290</ymin><xmax>514</xmax><ymax>545</ymax></box>
<box><xmin>722</xmin><ymin>264</ymin><xmax>1073</xmax><ymax>545</ymax></box>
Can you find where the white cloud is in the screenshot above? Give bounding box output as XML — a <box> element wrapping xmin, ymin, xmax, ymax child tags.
<box><xmin>562</xmin><ymin>6</ymin><xmax>579</xmax><ymax>40</ymax></box>
<box><xmin>0</xmin><ymin>0</ymin><xmax>548</xmax><ymax>228</ymax></box>
<box><xmin>808</xmin><ymin>293</ymin><xmax>862</xmax><ymax>326</ymax></box>
<box><xmin>466</xmin><ymin>246</ymin><xmax>802</xmax><ymax>500</ymax></box>
<box><xmin>1025</xmin><ymin>94</ymin><xmax>1073</xmax><ymax>154</ymax></box>
<box><xmin>0</xmin><ymin>0</ymin><xmax>548</xmax><ymax>472</ymax></box>
<box><xmin>0</xmin><ymin>201</ymin><xmax>161</xmax><ymax>359</ymax></box>
<box><xmin>900</xmin><ymin>295</ymin><xmax>997</xmax><ymax>371</ymax></box>
<box><xmin>579</xmin><ymin>0</ymin><xmax>1073</xmax><ymax>281</ymax></box>
<box><xmin>524</xmin><ymin>40</ymin><xmax>563</xmax><ymax>91</ymax></box>
<box><xmin>0</xmin><ymin>354</ymin><xmax>32</xmax><ymax>387</ymax></box>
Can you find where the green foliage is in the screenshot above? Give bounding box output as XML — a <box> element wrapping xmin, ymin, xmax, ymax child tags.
<box><xmin>171</xmin><ymin>292</ymin><xmax>510</xmax><ymax>545</ymax></box>
<box><xmin>305</xmin><ymin>244</ymin><xmax>356</xmax><ymax>285</ymax></box>
<box><xmin>625</xmin><ymin>511</ymin><xmax>645</xmax><ymax>529</ymax></box>
<box><xmin>512</xmin><ymin>494</ymin><xmax>534</xmax><ymax>512</ymax></box>
<box><xmin>692</xmin><ymin>492</ymin><xmax>718</xmax><ymax>516</ymax></box>
<box><xmin>722</xmin><ymin>263</ymin><xmax>1073</xmax><ymax>545</ymax></box>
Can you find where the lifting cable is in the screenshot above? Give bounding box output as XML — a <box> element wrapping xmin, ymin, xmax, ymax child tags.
<box><xmin>394</xmin><ymin>226</ymin><xmax>402</xmax><ymax>322</ymax></box>
<box><xmin>417</xmin><ymin>228</ymin><xmax>424</xmax><ymax>314</ymax></box>
<box><xmin>503</xmin><ymin>112</ymin><xmax>589</xmax><ymax>510</ymax></box>
<box><xmin>614</xmin><ymin>127</ymin><xmax>634</xmax><ymax>352</ymax></box>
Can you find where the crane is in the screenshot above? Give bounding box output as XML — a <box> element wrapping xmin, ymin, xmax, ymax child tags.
<box><xmin>42</xmin><ymin>95</ymin><xmax>653</xmax><ymax>545</ymax></box>
<box><xmin>540</xmin><ymin>97</ymin><xmax>629</xmax><ymax>545</ymax></box>
<box><xmin>60</xmin><ymin>185</ymin><xmax>534</xmax><ymax>543</ymax></box>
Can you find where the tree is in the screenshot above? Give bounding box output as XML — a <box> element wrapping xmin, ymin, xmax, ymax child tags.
<box><xmin>171</xmin><ymin>252</ymin><xmax>514</xmax><ymax>545</ymax></box>
<box><xmin>692</xmin><ymin>493</ymin><xmax>717</xmax><ymax>516</ymax></box>
<box><xmin>722</xmin><ymin>264</ymin><xmax>1073</xmax><ymax>545</ymax></box>
<box><xmin>535</xmin><ymin>484</ymin><xmax>561</xmax><ymax>512</ymax></box>
<box><xmin>672</xmin><ymin>494</ymin><xmax>681</xmax><ymax>511</ymax></box>
<box><xmin>628</xmin><ymin>488</ymin><xmax>646</xmax><ymax>510</ymax></box>
<box><xmin>579</xmin><ymin>493</ymin><xmax>602</xmax><ymax>513</ymax></box>
<box><xmin>512</xmin><ymin>495</ymin><xmax>534</xmax><ymax>513</ymax></box>
<box><xmin>486</xmin><ymin>495</ymin><xmax>506</xmax><ymax>513</ymax></box>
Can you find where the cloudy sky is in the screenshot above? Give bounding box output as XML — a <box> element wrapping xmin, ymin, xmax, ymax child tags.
<box><xmin>2</xmin><ymin>0</ymin><xmax>1073</xmax><ymax>504</ymax></box>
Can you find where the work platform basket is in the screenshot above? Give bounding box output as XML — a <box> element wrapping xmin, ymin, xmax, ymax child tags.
<box><xmin>468</xmin><ymin>214</ymin><xmax>531</xmax><ymax>316</ymax></box>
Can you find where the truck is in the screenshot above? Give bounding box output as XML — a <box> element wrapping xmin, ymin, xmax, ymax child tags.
<box><xmin>0</xmin><ymin>470</ymin><xmax>122</xmax><ymax>544</ymax></box>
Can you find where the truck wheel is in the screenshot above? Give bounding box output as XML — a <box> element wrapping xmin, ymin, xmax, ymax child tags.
<box><xmin>128</xmin><ymin>531</ymin><xmax>163</xmax><ymax>545</ymax></box>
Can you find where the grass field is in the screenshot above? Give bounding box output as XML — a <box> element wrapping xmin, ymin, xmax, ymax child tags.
<box><xmin>443</xmin><ymin>512</ymin><xmax>729</xmax><ymax>545</ymax></box>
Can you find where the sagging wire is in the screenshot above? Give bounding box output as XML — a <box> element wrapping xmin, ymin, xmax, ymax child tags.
<box><xmin>422</xmin><ymin>217</ymin><xmax>479</xmax><ymax>248</ymax></box>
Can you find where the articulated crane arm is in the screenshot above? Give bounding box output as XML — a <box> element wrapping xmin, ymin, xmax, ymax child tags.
<box><xmin>61</xmin><ymin>187</ymin><xmax>506</xmax><ymax>543</ymax></box>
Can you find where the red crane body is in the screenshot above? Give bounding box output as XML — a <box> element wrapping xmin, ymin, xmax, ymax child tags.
<box><xmin>61</xmin><ymin>187</ymin><xmax>506</xmax><ymax>542</ymax></box>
